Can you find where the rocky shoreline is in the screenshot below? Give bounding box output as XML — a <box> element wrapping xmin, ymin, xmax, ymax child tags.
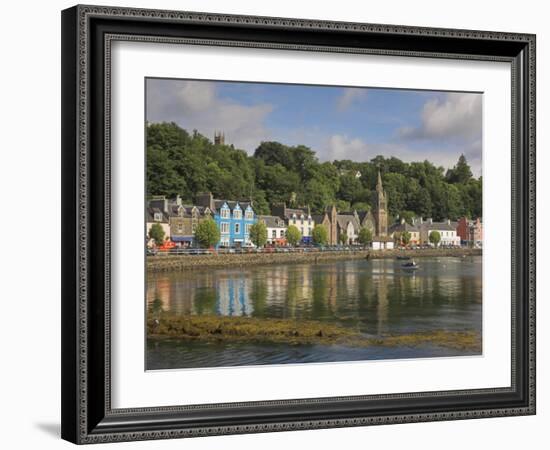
<box><xmin>147</xmin><ymin>314</ymin><xmax>481</xmax><ymax>351</ymax></box>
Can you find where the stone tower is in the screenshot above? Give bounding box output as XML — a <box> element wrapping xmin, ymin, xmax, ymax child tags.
<box><xmin>373</xmin><ymin>170</ymin><xmax>388</xmax><ymax>236</ymax></box>
<box><xmin>214</xmin><ymin>131</ymin><xmax>225</xmax><ymax>145</ymax></box>
<box><xmin>328</xmin><ymin>205</ymin><xmax>338</xmax><ymax>245</ymax></box>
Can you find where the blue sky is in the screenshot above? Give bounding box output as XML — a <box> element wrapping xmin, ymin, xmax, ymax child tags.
<box><xmin>146</xmin><ymin>78</ymin><xmax>482</xmax><ymax>176</ymax></box>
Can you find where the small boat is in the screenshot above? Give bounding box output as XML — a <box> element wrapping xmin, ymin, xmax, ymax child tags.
<box><xmin>401</xmin><ymin>260</ymin><xmax>419</xmax><ymax>270</ymax></box>
<box><xmin>396</xmin><ymin>255</ymin><xmax>411</xmax><ymax>260</ymax></box>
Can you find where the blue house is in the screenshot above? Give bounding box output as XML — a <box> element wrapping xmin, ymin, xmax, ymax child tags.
<box><xmin>195</xmin><ymin>192</ymin><xmax>257</xmax><ymax>248</ymax></box>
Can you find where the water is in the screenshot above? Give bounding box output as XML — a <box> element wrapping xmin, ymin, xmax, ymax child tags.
<box><xmin>146</xmin><ymin>256</ymin><xmax>482</xmax><ymax>369</ymax></box>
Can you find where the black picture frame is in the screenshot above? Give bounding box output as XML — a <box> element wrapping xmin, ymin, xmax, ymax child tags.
<box><xmin>61</xmin><ymin>4</ymin><xmax>536</xmax><ymax>444</ymax></box>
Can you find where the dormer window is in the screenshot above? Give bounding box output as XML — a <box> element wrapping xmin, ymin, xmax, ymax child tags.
<box><xmin>220</xmin><ymin>207</ymin><xmax>230</xmax><ymax>219</ymax></box>
<box><xmin>154</xmin><ymin>212</ymin><xmax>163</xmax><ymax>222</ymax></box>
<box><xmin>233</xmin><ymin>209</ymin><xmax>242</xmax><ymax>220</ymax></box>
<box><xmin>245</xmin><ymin>209</ymin><xmax>254</xmax><ymax>220</ymax></box>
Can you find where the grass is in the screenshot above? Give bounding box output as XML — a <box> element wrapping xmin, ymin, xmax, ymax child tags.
<box><xmin>147</xmin><ymin>314</ymin><xmax>481</xmax><ymax>352</ymax></box>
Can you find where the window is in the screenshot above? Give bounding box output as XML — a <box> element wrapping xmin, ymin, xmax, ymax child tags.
<box><xmin>272</xmin><ymin>230</ymin><xmax>276</xmax><ymax>238</ymax></box>
<box><xmin>221</xmin><ymin>222</ymin><xmax>229</xmax><ymax>234</ymax></box>
<box><xmin>235</xmin><ymin>223</ymin><xmax>240</xmax><ymax>234</ymax></box>
<box><xmin>233</xmin><ymin>209</ymin><xmax>242</xmax><ymax>219</ymax></box>
<box><xmin>221</xmin><ymin>208</ymin><xmax>230</xmax><ymax>219</ymax></box>
<box><xmin>192</xmin><ymin>223</ymin><xmax>196</xmax><ymax>233</ymax></box>
<box><xmin>280</xmin><ymin>230</ymin><xmax>285</xmax><ymax>237</ymax></box>
<box><xmin>245</xmin><ymin>224</ymin><xmax>252</xmax><ymax>234</ymax></box>
<box><xmin>154</xmin><ymin>212</ymin><xmax>163</xmax><ymax>222</ymax></box>
<box><xmin>245</xmin><ymin>210</ymin><xmax>253</xmax><ymax>220</ymax></box>
<box><xmin>177</xmin><ymin>223</ymin><xmax>183</xmax><ymax>233</ymax></box>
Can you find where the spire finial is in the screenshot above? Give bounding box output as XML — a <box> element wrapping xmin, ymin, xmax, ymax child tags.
<box><xmin>376</xmin><ymin>169</ymin><xmax>383</xmax><ymax>191</ymax></box>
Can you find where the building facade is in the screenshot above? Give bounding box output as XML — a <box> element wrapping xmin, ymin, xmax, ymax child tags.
<box><xmin>146</xmin><ymin>206</ymin><xmax>170</xmax><ymax>248</ymax></box>
<box><xmin>258</xmin><ymin>215</ymin><xmax>287</xmax><ymax>245</ymax></box>
<box><xmin>419</xmin><ymin>218</ymin><xmax>461</xmax><ymax>246</ymax></box>
<box><xmin>389</xmin><ymin>218</ymin><xmax>421</xmax><ymax>246</ymax></box>
<box><xmin>336</xmin><ymin>213</ymin><xmax>361</xmax><ymax>245</ymax></box>
<box><xmin>271</xmin><ymin>204</ymin><xmax>315</xmax><ymax>244</ymax></box>
<box><xmin>457</xmin><ymin>217</ymin><xmax>483</xmax><ymax>247</ymax></box>
<box><xmin>196</xmin><ymin>192</ymin><xmax>257</xmax><ymax>248</ymax></box>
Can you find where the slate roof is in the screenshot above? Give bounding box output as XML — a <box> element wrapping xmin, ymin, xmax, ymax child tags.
<box><xmin>311</xmin><ymin>214</ymin><xmax>328</xmax><ymax>224</ymax></box>
<box><xmin>284</xmin><ymin>207</ymin><xmax>310</xmax><ymax>218</ymax></box>
<box><xmin>259</xmin><ymin>215</ymin><xmax>286</xmax><ymax>228</ymax></box>
<box><xmin>213</xmin><ymin>199</ymin><xmax>253</xmax><ymax>213</ymax></box>
<box><xmin>420</xmin><ymin>221</ymin><xmax>457</xmax><ymax>231</ymax></box>
<box><xmin>357</xmin><ymin>210</ymin><xmax>375</xmax><ymax>224</ymax></box>
<box><xmin>147</xmin><ymin>207</ymin><xmax>168</xmax><ymax>223</ymax></box>
<box><xmin>336</xmin><ymin>214</ymin><xmax>360</xmax><ymax>231</ymax></box>
<box><xmin>389</xmin><ymin>222</ymin><xmax>420</xmax><ymax>233</ymax></box>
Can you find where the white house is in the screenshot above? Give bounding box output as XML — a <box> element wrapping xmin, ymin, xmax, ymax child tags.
<box><xmin>420</xmin><ymin>218</ymin><xmax>460</xmax><ymax>246</ymax></box>
<box><xmin>258</xmin><ymin>215</ymin><xmax>287</xmax><ymax>245</ymax></box>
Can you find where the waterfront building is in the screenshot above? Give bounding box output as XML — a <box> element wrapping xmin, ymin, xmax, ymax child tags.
<box><xmin>271</xmin><ymin>204</ymin><xmax>315</xmax><ymax>244</ymax></box>
<box><xmin>419</xmin><ymin>218</ymin><xmax>461</xmax><ymax>246</ymax></box>
<box><xmin>311</xmin><ymin>211</ymin><xmax>334</xmax><ymax>245</ymax></box>
<box><xmin>336</xmin><ymin>213</ymin><xmax>361</xmax><ymax>245</ymax></box>
<box><xmin>258</xmin><ymin>215</ymin><xmax>287</xmax><ymax>245</ymax></box>
<box><xmin>168</xmin><ymin>203</ymin><xmax>213</xmax><ymax>247</ymax></box>
<box><xmin>457</xmin><ymin>217</ymin><xmax>483</xmax><ymax>247</ymax></box>
<box><xmin>358</xmin><ymin>210</ymin><xmax>376</xmax><ymax>237</ymax></box>
<box><xmin>148</xmin><ymin>195</ymin><xmax>213</xmax><ymax>247</ymax></box>
<box><xmin>389</xmin><ymin>218</ymin><xmax>421</xmax><ymax>246</ymax></box>
<box><xmin>196</xmin><ymin>192</ymin><xmax>257</xmax><ymax>248</ymax></box>
<box><xmin>146</xmin><ymin>206</ymin><xmax>170</xmax><ymax>248</ymax></box>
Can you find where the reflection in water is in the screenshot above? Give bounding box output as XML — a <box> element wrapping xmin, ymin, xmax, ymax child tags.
<box><xmin>147</xmin><ymin>257</ymin><xmax>482</xmax><ymax>337</ymax></box>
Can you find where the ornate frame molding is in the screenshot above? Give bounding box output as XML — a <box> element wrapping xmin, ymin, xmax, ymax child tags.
<box><xmin>61</xmin><ymin>4</ymin><xmax>536</xmax><ymax>444</ymax></box>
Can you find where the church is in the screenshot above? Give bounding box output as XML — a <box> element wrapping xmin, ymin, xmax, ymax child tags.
<box><xmin>314</xmin><ymin>171</ymin><xmax>394</xmax><ymax>249</ymax></box>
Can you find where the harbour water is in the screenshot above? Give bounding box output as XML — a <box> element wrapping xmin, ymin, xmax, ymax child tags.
<box><xmin>146</xmin><ymin>256</ymin><xmax>482</xmax><ymax>369</ymax></box>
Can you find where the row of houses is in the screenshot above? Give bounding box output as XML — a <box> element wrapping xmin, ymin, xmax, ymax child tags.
<box><xmin>146</xmin><ymin>175</ymin><xmax>482</xmax><ymax>249</ymax></box>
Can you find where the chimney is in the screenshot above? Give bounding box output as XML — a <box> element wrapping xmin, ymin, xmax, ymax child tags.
<box><xmin>447</xmin><ymin>219</ymin><xmax>451</xmax><ymax>225</ymax></box>
<box><xmin>196</xmin><ymin>192</ymin><xmax>214</xmax><ymax>210</ymax></box>
<box><xmin>175</xmin><ymin>195</ymin><xmax>182</xmax><ymax>206</ymax></box>
<box><xmin>427</xmin><ymin>218</ymin><xmax>433</xmax><ymax>224</ymax></box>
<box><xmin>401</xmin><ymin>217</ymin><xmax>405</xmax><ymax>224</ymax></box>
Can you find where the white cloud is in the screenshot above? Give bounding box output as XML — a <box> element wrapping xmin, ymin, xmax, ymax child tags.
<box><xmin>147</xmin><ymin>79</ymin><xmax>273</xmax><ymax>152</ymax></box>
<box><xmin>398</xmin><ymin>92</ymin><xmax>482</xmax><ymax>140</ymax></box>
<box><xmin>336</xmin><ymin>88</ymin><xmax>368</xmax><ymax>111</ymax></box>
<box><xmin>325</xmin><ymin>134</ymin><xmax>368</xmax><ymax>160</ymax></box>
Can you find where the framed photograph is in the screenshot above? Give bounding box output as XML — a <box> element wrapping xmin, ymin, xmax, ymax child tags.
<box><xmin>61</xmin><ymin>4</ymin><xmax>536</xmax><ymax>444</ymax></box>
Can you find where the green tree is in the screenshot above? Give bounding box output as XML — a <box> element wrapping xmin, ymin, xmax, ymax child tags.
<box><xmin>401</xmin><ymin>230</ymin><xmax>411</xmax><ymax>246</ymax></box>
<box><xmin>357</xmin><ymin>228</ymin><xmax>373</xmax><ymax>246</ymax></box>
<box><xmin>338</xmin><ymin>174</ymin><xmax>363</xmax><ymax>203</ymax></box>
<box><xmin>446</xmin><ymin>154</ymin><xmax>473</xmax><ymax>184</ymax></box>
<box><xmin>339</xmin><ymin>232</ymin><xmax>348</xmax><ymax>245</ymax></box>
<box><xmin>399</xmin><ymin>211</ymin><xmax>416</xmax><ymax>225</ymax></box>
<box><xmin>148</xmin><ymin>223</ymin><xmax>165</xmax><ymax>246</ymax></box>
<box><xmin>195</xmin><ymin>218</ymin><xmax>220</xmax><ymax>248</ymax></box>
<box><xmin>249</xmin><ymin>222</ymin><xmax>268</xmax><ymax>248</ymax></box>
<box><xmin>286</xmin><ymin>225</ymin><xmax>302</xmax><ymax>246</ymax></box>
<box><xmin>429</xmin><ymin>230</ymin><xmax>441</xmax><ymax>247</ymax></box>
<box><xmin>312</xmin><ymin>225</ymin><xmax>328</xmax><ymax>246</ymax></box>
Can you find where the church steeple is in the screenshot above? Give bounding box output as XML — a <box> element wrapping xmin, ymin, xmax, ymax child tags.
<box><xmin>372</xmin><ymin>169</ymin><xmax>388</xmax><ymax>237</ymax></box>
<box><xmin>376</xmin><ymin>169</ymin><xmax>383</xmax><ymax>192</ymax></box>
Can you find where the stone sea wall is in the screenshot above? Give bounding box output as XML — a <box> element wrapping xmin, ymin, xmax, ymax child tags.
<box><xmin>147</xmin><ymin>248</ymin><xmax>482</xmax><ymax>273</ymax></box>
